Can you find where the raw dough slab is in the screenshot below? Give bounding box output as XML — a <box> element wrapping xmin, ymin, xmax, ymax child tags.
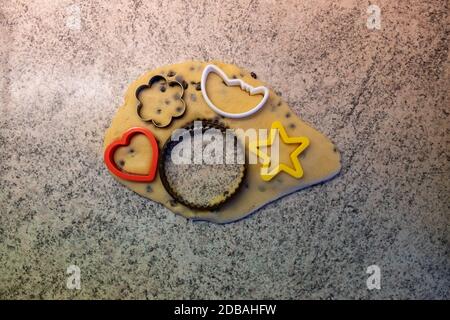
<box><xmin>104</xmin><ymin>61</ymin><xmax>341</xmax><ymax>223</ymax></box>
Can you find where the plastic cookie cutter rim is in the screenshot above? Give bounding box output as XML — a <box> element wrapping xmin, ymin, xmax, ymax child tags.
<box><xmin>249</xmin><ymin>121</ymin><xmax>310</xmax><ymax>182</ymax></box>
<box><xmin>136</xmin><ymin>74</ymin><xmax>186</xmax><ymax>128</ymax></box>
<box><xmin>200</xmin><ymin>64</ymin><xmax>270</xmax><ymax>119</ymax></box>
<box><xmin>104</xmin><ymin>127</ymin><xmax>159</xmax><ymax>182</ymax></box>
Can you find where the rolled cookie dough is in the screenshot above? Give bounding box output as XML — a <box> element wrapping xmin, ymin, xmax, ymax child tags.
<box><xmin>104</xmin><ymin>61</ymin><xmax>341</xmax><ymax>223</ymax></box>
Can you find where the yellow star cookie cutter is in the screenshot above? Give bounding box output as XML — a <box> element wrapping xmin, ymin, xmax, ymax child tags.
<box><xmin>249</xmin><ymin>121</ymin><xmax>310</xmax><ymax>181</ymax></box>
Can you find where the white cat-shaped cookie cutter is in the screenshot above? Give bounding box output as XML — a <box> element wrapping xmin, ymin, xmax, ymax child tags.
<box><xmin>201</xmin><ymin>64</ymin><xmax>269</xmax><ymax>118</ymax></box>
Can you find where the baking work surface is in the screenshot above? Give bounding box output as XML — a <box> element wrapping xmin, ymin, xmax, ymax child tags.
<box><xmin>0</xmin><ymin>0</ymin><xmax>448</xmax><ymax>299</ymax></box>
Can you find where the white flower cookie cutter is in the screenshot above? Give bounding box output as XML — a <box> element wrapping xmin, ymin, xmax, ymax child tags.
<box><xmin>201</xmin><ymin>64</ymin><xmax>270</xmax><ymax>118</ymax></box>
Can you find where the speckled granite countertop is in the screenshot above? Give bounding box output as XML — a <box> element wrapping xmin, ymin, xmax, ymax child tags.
<box><xmin>0</xmin><ymin>0</ymin><xmax>448</xmax><ymax>299</ymax></box>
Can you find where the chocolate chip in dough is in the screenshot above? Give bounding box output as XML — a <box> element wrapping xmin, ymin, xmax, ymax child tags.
<box><xmin>169</xmin><ymin>199</ymin><xmax>178</xmax><ymax>207</ymax></box>
<box><xmin>250</xmin><ymin>72</ymin><xmax>257</xmax><ymax>79</ymax></box>
<box><xmin>300</xmin><ymin>148</ymin><xmax>307</xmax><ymax>158</ymax></box>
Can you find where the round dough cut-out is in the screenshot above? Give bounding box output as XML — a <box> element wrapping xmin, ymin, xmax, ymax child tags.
<box><xmin>159</xmin><ymin>120</ymin><xmax>246</xmax><ymax>211</ymax></box>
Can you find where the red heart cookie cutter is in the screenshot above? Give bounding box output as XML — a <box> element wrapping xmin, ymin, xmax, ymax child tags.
<box><xmin>104</xmin><ymin>127</ymin><xmax>159</xmax><ymax>182</ymax></box>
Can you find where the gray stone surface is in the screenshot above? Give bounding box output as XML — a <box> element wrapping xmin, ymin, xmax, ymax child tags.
<box><xmin>0</xmin><ymin>0</ymin><xmax>448</xmax><ymax>299</ymax></box>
